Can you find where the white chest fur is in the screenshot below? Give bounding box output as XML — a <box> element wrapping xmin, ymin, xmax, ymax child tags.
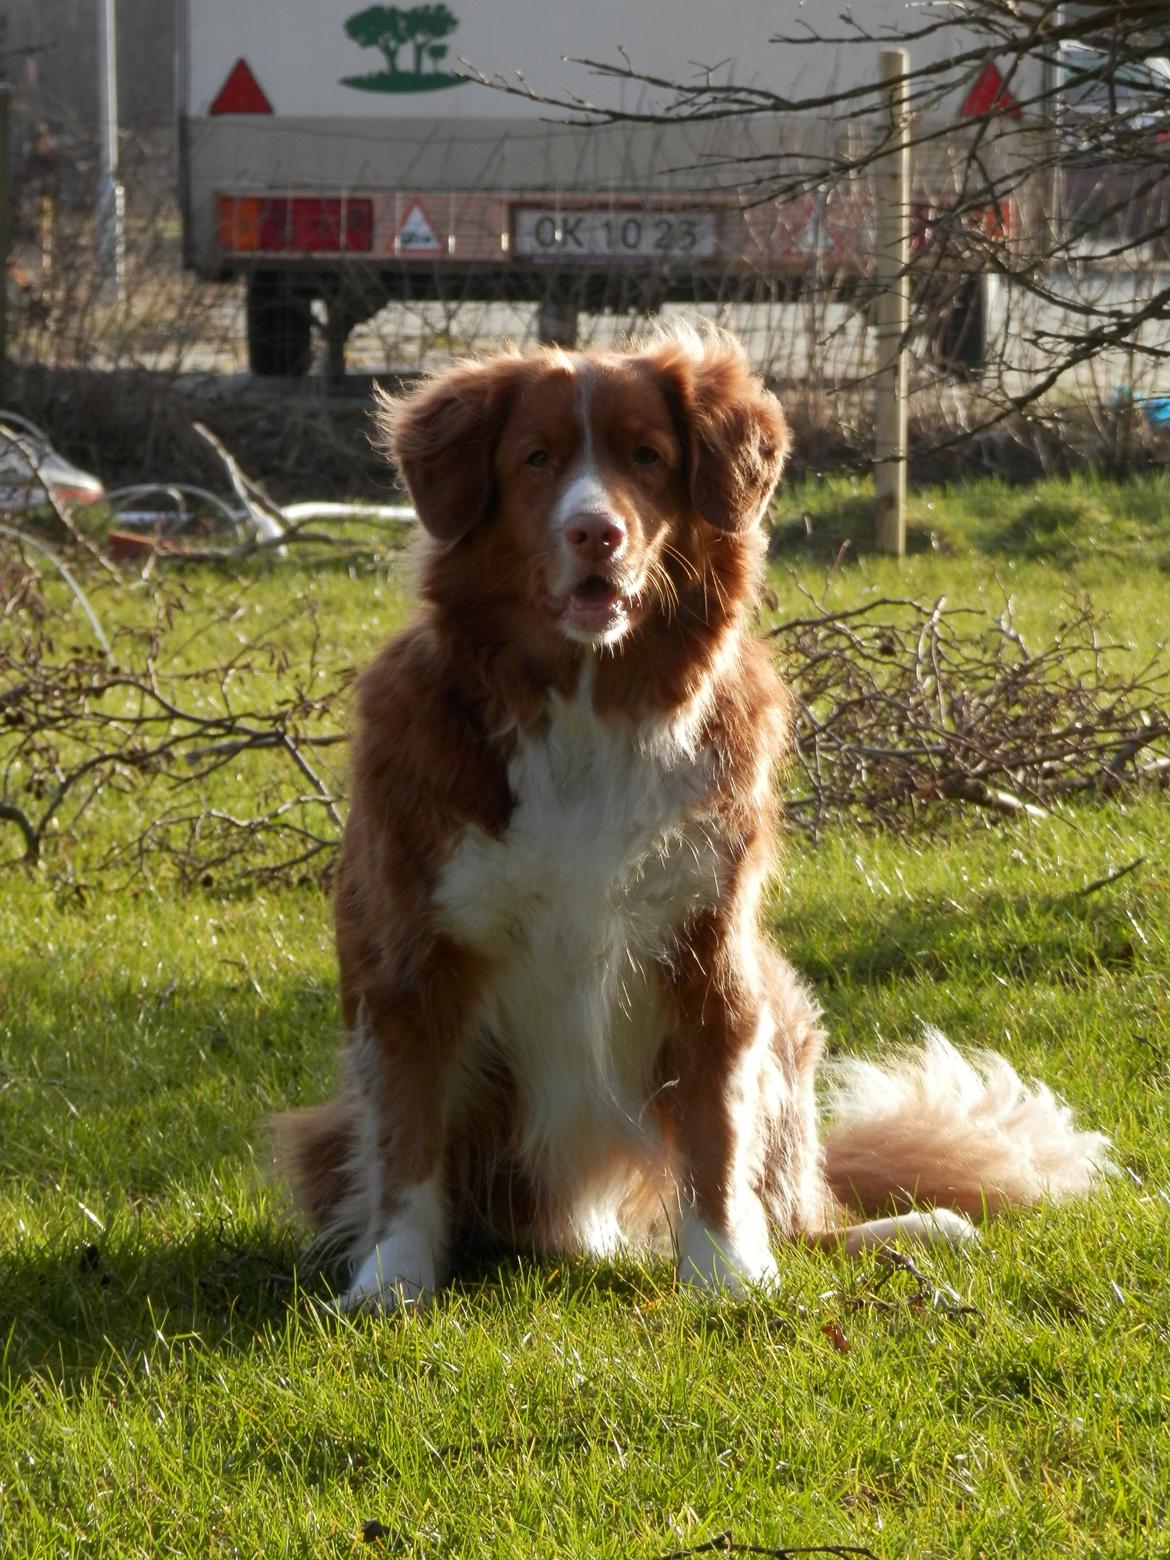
<box><xmin>433</xmin><ymin>676</ymin><xmax>727</xmax><ymax>1208</ymax></box>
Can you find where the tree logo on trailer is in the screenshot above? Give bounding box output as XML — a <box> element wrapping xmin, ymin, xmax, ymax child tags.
<box><xmin>341</xmin><ymin>5</ymin><xmax>466</xmax><ymax>93</ymax></box>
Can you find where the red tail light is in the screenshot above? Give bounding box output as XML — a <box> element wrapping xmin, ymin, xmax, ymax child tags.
<box><xmin>344</xmin><ymin>200</ymin><xmax>375</xmax><ymax>252</ymax></box>
<box><xmin>258</xmin><ymin>198</ymin><xmax>290</xmax><ymax>250</ymax></box>
<box><xmin>218</xmin><ymin>195</ymin><xmax>374</xmax><ymax>254</ymax></box>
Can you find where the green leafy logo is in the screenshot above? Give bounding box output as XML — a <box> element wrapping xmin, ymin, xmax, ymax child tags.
<box><xmin>341</xmin><ymin>5</ymin><xmax>466</xmax><ymax>93</ymax></box>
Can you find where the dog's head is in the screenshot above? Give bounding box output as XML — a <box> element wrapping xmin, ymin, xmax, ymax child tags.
<box><xmin>379</xmin><ymin>327</ymin><xmax>790</xmax><ymax>651</ymax></box>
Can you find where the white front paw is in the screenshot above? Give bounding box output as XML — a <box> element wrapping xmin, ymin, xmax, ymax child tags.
<box><xmin>677</xmin><ymin>1213</ymin><xmax>779</xmax><ymax>1296</ymax></box>
<box><xmin>341</xmin><ymin>1232</ymin><xmax>438</xmax><ymax>1314</ymax></box>
<box><xmin>576</xmin><ymin>1207</ymin><xmax>626</xmax><ymax>1260</ymax></box>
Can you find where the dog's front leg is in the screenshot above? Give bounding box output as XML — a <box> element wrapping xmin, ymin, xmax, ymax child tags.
<box><xmin>664</xmin><ymin>970</ymin><xmax>781</xmax><ymax>1297</ymax></box>
<box><xmin>341</xmin><ymin>945</ymin><xmax>477</xmax><ymax>1314</ymax></box>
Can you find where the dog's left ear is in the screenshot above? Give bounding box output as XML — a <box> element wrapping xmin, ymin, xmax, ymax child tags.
<box><xmin>375</xmin><ymin>357</ymin><xmax>520</xmax><ymax>541</ymax></box>
<box><xmin>647</xmin><ymin>333</ymin><xmax>791</xmax><ymax>532</ymax></box>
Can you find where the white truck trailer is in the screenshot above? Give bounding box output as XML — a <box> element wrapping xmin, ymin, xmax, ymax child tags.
<box><xmin>177</xmin><ymin>0</ymin><xmax>1032</xmax><ymax>377</ymax></box>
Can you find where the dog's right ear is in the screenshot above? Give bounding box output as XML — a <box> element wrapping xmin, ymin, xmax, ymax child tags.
<box><xmin>375</xmin><ymin>358</ymin><xmax>520</xmax><ymax>542</ymax></box>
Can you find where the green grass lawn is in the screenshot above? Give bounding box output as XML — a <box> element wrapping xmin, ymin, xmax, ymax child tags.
<box><xmin>2</xmin><ymin>474</ymin><xmax>1169</xmax><ymax>1557</ymax></box>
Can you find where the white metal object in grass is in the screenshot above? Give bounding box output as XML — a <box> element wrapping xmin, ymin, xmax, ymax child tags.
<box><xmin>280</xmin><ymin>501</ymin><xmax>417</xmax><ymax>525</ymax></box>
<box><xmin>0</xmin><ymin>414</ymin><xmax>105</xmax><ymax>512</ymax></box>
<box><xmin>103</xmin><ymin>427</ymin><xmax>418</xmax><ymax>559</ymax></box>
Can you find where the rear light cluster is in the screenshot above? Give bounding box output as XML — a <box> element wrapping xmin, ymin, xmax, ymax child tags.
<box><xmin>218</xmin><ymin>195</ymin><xmax>374</xmax><ymax>254</ymax></box>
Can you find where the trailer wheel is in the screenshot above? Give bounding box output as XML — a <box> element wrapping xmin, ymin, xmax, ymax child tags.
<box><xmin>934</xmin><ymin>272</ymin><xmax>997</xmax><ymax>376</ymax></box>
<box><xmin>536</xmin><ymin>294</ymin><xmax>579</xmax><ymax>348</ymax></box>
<box><xmin>246</xmin><ymin>272</ymin><xmax>314</xmax><ymax>377</ymax></box>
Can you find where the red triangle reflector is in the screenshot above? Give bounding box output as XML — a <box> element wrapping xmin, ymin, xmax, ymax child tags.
<box><xmin>960</xmin><ymin>60</ymin><xmax>1020</xmax><ymax>120</ymax></box>
<box><xmin>210</xmin><ymin>59</ymin><xmax>273</xmax><ymax>115</ymax></box>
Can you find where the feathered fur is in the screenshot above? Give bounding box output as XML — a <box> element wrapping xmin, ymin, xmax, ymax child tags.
<box><xmin>822</xmin><ymin>1028</ymin><xmax>1116</xmax><ymax>1219</ymax></box>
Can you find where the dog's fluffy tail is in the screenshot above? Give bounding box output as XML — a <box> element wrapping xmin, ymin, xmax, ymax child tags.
<box><xmin>821</xmin><ymin>1028</ymin><xmax>1115</xmax><ymax>1221</ymax></box>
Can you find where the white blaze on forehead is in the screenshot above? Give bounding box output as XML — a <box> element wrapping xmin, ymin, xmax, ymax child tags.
<box><xmin>553</xmin><ymin>361</ymin><xmax>615</xmax><ymax>525</ymax></box>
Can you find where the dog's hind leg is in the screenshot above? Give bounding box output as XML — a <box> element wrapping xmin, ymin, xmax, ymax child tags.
<box><xmin>803</xmin><ymin>1207</ymin><xmax>980</xmax><ymax>1256</ymax></box>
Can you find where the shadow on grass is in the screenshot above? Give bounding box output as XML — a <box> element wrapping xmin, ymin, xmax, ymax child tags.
<box><xmin>0</xmin><ymin>1215</ymin><xmax>329</xmax><ymax>1390</ymax></box>
<box><xmin>992</xmin><ymin>492</ymin><xmax>1170</xmax><ymax>569</ymax></box>
<box><xmin>776</xmin><ymin>885</ymin><xmax>1149</xmax><ymax>995</ymax></box>
<box><xmin>769</xmin><ymin>495</ymin><xmax>945</xmax><ymax>561</ymax></box>
<box><xmin>0</xmin><ymin>1221</ymin><xmax>675</xmax><ymax>1392</ymax></box>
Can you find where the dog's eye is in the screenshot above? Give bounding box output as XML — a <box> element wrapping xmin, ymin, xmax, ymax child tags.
<box><xmin>632</xmin><ymin>445</ymin><xmax>661</xmax><ymax>466</ymax></box>
<box><xmin>525</xmin><ymin>449</ymin><xmax>550</xmax><ymax>469</ymax></box>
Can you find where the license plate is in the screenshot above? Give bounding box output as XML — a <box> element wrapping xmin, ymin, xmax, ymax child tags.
<box><xmin>513</xmin><ymin>208</ymin><xmax>718</xmax><ymax>260</ymax></box>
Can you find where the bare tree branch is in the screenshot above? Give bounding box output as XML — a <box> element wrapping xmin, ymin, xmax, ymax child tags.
<box><xmin>3</xmin><ymin>543</ymin><xmax>1166</xmax><ymax>885</ymax></box>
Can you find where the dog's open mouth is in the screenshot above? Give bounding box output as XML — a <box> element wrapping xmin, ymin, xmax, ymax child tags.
<box><xmin>546</xmin><ymin>574</ymin><xmax>634</xmax><ymax>640</ymax></box>
<box><xmin>573</xmin><ymin>574</ymin><xmax>620</xmax><ymax>609</ymax></box>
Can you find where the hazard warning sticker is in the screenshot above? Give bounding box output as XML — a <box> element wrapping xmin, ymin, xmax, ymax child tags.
<box><xmin>396</xmin><ymin>200</ymin><xmax>442</xmax><ymax>254</ymax></box>
<box><xmin>209</xmin><ymin>58</ymin><xmax>274</xmax><ymax>115</ymax></box>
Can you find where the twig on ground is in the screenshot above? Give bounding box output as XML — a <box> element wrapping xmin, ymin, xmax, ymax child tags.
<box><xmin>0</xmin><ymin>802</ymin><xmax>39</xmax><ymax>865</ymax></box>
<box><xmin>113</xmin><ymin>426</ymin><xmax>417</xmax><ymax>562</ymax></box>
<box><xmin>775</xmin><ymin>596</ymin><xmax>1170</xmax><ymax>837</ymax></box>
<box><xmin>1072</xmin><ymin>855</ymin><xmax>1146</xmax><ymax>898</ymax></box>
<box><xmin>192</xmin><ymin>421</ymin><xmax>288</xmax><ymax>542</ymax></box>
<box><xmin>869</xmin><ymin>1247</ymin><xmax>979</xmax><ymax>1319</ymax></box>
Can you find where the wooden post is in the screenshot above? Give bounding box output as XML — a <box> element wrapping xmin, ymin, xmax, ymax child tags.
<box><xmin>874</xmin><ymin>48</ymin><xmax>910</xmax><ymax>557</ymax></box>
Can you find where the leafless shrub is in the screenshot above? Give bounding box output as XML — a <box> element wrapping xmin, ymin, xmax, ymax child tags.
<box><xmin>0</xmin><ymin>546</ymin><xmax>348</xmax><ymax>886</ymax></box>
<box><xmin>2</xmin><ymin>538</ymin><xmax>1167</xmax><ymax>889</ymax></box>
<box><xmin>772</xmin><ymin>591</ymin><xmax>1170</xmax><ymax>838</ymax></box>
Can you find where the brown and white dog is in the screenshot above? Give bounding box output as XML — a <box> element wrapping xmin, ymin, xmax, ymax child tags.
<box><xmin>278</xmin><ymin>325</ymin><xmax>1112</xmax><ymax>1311</ymax></box>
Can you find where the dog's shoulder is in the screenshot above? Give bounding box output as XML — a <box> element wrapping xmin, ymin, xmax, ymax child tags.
<box><xmin>693</xmin><ymin>631</ymin><xmax>794</xmax><ymax>803</ymax></box>
<box><xmin>348</xmin><ymin>617</ymin><xmax>514</xmax><ymax>844</ymax></box>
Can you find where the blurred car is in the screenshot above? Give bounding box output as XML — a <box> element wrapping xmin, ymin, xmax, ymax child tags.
<box><xmin>0</xmin><ymin>413</ymin><xmax>105</xmax><ymax>511</ymax></box>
